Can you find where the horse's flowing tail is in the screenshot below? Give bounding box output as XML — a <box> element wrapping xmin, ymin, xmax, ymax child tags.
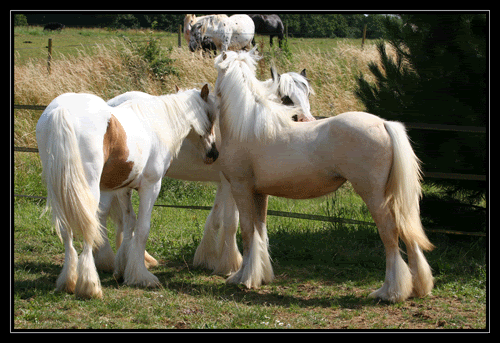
<box><xmin>43</xmin><ymin>107</ymin><xmax>103</xmax><ymax>249</ymax></box>
<box><xmin>383</xmin><ymin>121</ymin><xmax>434</xmax><ymax>252</ymax></box>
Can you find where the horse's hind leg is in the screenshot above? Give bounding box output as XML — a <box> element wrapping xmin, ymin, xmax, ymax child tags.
<box><xmin>56</xmin><ymin>226</ymin><xmax>78</xmax><ymax>293</ymax></box>
<box><xmin>194</xmin><ymin>182</ymin><xmax>225</xmax><ymax>270</ymax></box>
<box><xmin>114</xmin><ymin>189</ymin><xmax>136</xmax><ymax>280</ymax></box>
<box><xmin>194</xmin><ymin>174</ymin><xmax>242</xmax><ymax>275</ymax></box>
<box><xmin>361</xmin><ymin>191</ymin><xmax>413</xmax><ymax>303</ymax></box>
<box><xmin>110</xmin><ymin>190</ymin><xmax>158</xmax><ymax>271</ymax></box>
<box><xmin>94</xmin><ymin>192</ymin><xmax>115</xmax><ymax>272</ymax></box>
<box><xmin>214</xmin><ymin>173</ymin><xmax>242</xmax><ymax>275</ymax></box>
<box><xmin>74</xmin><ymin>182</ymin><xmax>103</xmax><ymax>299</ymax></box>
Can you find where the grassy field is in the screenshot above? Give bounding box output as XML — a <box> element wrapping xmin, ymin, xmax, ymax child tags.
<box><xmin>13</xmin><ymin>26</ymin><xmax>487</xmax><ymax>330</ymax></box>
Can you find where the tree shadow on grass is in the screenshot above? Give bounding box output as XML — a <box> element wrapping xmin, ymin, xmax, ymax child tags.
<box><xmin>149</xmin><ymin>223</ymin><xmax>394</xmax><ymax>310</ymax></box>
<box><xmin>153</xmin><ymin>221</ymin><xmax>485</xmax><ymax>309</ymax></box>
<box><xmin>153</xmin><ymin>261</ymin><xmax>388</xmax><ymax>311</ymax></box>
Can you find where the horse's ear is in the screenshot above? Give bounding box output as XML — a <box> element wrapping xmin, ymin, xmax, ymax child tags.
<box><xmin>175</xmin><ymin>84</ymin><xmax>180</xmax><ymax>92</ymax></box>
<box><xmin>222</xmin><ymin>52</ymin><xmax>227</xmax><ymax>60</ymax></box>
<box><xmin>300</xmin><ymin>69</ymin><xmax>307</xmax><ymax>78</ymax></box>
<box><xmin>270</xmin><ymin>66</ymin><xmax>280</xmax><ymax>82</ymax></box>
<box><xmin>201</xmin><ymin>84</ymin><xmax>210</xmax><ymax>102</ymax></box>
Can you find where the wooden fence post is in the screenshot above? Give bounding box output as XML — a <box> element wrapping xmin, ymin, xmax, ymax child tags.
<box><xmin>361</xmin><ymin>24</ymin><xmax>367</xmax><ymax>49</ymax></box>
<box><xmin>178</xmin><ymin>24</ymin><xmax>182</xmax><ymax>48</ymax></box>
<box><xmin>47</xmin><ymin>38</ymin><xmax>52</xmax><ymax>74</ymax></box>
<box><xmin>259</xmin><ymin>37</ymin><xmax>265</xmax><ymax>79</ymax></box>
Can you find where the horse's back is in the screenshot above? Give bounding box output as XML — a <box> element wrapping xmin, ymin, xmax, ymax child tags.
<box><xmin>326</xmin><ymin>112</ymin><xmax>389</xmax><ymax>139</ymax></box>
<box><xmin>107</xmin><ymin>91</ymin><xmax>153</xmax><ymax>107</ymax></box>
<box><xmin>38</xmin><ymin>93</ymin><xmax>111</xmax><ymax>145</ymax></box>
<box><xmin>228</xmin><ymin>14</ymin><xmax>255</xmax><ymax>42</ymax></box>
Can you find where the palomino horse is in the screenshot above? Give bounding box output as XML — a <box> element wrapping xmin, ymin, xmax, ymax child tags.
<box><xmin>214</xmin><ymin>50</ymin><xmax>434</xmax><ymax>303</ymax></box>
<box><xmin>36</xmin><ymin>86</ymin><xmax>218</xmax><ymax>299</ymax></box>
<box><xmin>97</xmin><ymin>66</ymin><xmax>316</xmax><ymax>276</ymax></box>
<box><xmin>188</xmin><ymin>14</ymin><xmax>254</xmax><ymax>52</ymax></box>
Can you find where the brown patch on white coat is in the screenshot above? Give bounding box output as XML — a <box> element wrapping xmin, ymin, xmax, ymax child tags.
<box><xmin>100</xmin><ymin>114</ymin><xmax>134</xmax><ymax>190</ymax></box>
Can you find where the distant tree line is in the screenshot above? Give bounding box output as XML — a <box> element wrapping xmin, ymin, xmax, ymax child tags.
<box><xmin>15</xmin><ymin>13</ymin><xmax>395</xmax><ymax>39</ymax></box>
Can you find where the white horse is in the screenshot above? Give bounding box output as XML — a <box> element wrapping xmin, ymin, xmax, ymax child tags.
<box><xmin>214</xmin><ymin>50</ymin><xmax>434</xmax><ymax>303</ymax></box>
<box><xmin>266</xmin><ymin>66</ymin><xmax>315</xmax><ymax>122</ymax></box>
<box><xmin>36</xmin><ymin>86</ymin><xmax>218</xmax><ymax>299</ymax></box>
<box><xmin>184</xmin><ymin>14</ymin><xmax>228</xmax><ymax>44</ymax></box>
<box><xmin>188</xmin><ymin>14</ymin><xmax>254</xmax><ymax>52</ymax></box>
<box><xmin>96</xmin><ymin>65</ymin><xmax>315</xmax><ymax>276</ymax></box>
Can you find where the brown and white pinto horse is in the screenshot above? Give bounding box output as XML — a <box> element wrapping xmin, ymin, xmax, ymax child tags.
<box><xmin>36</xmin><ymin>86</ymin><xmax>218</xmax><ymax>299</ymax></box>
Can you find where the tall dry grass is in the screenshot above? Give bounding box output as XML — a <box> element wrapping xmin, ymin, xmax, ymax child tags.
<box><xmin>14</xmin><ymin>41</ymin><xmax>217</xmax><ymax>105</ymax></box>
<box><xmin>14</xmin><ymin>39</ymin><xmax>386</xmax><ymax>147</ymax></box>
<box><xmin>14</xmin><ymin>40</ymin><xmax>217</xmax><ymax>147</ymax></box>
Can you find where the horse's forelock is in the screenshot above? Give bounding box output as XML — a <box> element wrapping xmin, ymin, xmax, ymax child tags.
<box><xmin>215</xmin><ymin>50</ymin><xmax>259</xmax><ymax>73</ymax></box>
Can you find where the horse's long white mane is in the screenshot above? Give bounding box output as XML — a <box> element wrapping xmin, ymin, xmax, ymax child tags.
<box><xmin>276</xmin><ymin>72</ymin><xmax>315</xmax><ymax>99</ymax></box>
<box><xmin>215</xmin><ymin>50</ymin><xmax>299</xmax><ymax>143</ymax></box>
<box><xmin>117</xmin><ymin>89</ymin><xmax>214</xmax><ymax>157</ymax></box>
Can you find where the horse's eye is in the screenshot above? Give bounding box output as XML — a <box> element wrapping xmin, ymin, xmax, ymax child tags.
<box><xmin>281</xmin><ymin>96</ymin><xmax>293</xmax><ymax>106</ymax></box>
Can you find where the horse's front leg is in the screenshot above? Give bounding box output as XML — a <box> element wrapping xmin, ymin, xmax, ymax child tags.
<box><xmin>226</xmin><ymin>182</ymin><xmax>273</xmax><ymax>288</ymax></box>
<box><xmin>221</xmin><ymin>32</ymin><xmax>232</xmax><ymax>52</ymax></box>
<box><xmin>122</xmin><ymin>181</ymin><xmax>162</xmax><ymax>288</ymax></box>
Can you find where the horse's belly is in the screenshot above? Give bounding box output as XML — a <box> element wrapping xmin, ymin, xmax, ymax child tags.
<box><xmin>255</xmin><ymin>174</ymin><xmax>346</xmax><ymax>199</ymax></box>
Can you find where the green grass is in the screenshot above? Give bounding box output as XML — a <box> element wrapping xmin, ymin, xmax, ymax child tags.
<box><xmin>14</xmin><ymin>26</ymin><xmax>178</xmax><ymax>65</ymax></box>
<box><xmin>13</xmin><ymin>174</ymin><xmax>487</xmax><ymax>330</ymax></box>
<box><xmin>13</xmin><ymin>26</ymin><xmax>487</xmax><ymax>330</ymax></box>
<box><xmin>14</xmin><ymin>26</ymin><xmax>375</xmax><ymax>66</ymax></box>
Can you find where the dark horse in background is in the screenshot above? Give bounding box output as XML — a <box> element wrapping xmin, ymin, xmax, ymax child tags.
<box><xmin>249</xmin><ymin>14</ymin><xmax>284</xmax><ymax>48</ymax></box>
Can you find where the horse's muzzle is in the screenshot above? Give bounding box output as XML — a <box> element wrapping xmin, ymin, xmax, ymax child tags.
<box><xmin>204</xmin><ymin>143</ymin><xmax>219</xmax><ymax>164</ymax></box>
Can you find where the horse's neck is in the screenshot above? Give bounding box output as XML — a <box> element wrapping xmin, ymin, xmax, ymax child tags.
<box><xmin>144</xmin><ymin>96</ymin><xmax>195</xmax><ymax>153</ymax></box>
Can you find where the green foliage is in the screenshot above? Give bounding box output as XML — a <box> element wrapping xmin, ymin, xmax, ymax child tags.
<box><xmin>355</xmin><ymin>14</ymin><xmax>487</xmax><ymax>203</ymax></box>
<box><xmin>108</xmin><ymin>14</ymin><xmax>140</xmax><ymax>29</ymax></box>
<box><xmin>123</xmin><ymin>35</ymin><xmax>179</xmax><ymax>82</ymax></box>
<box><xmin>20</xmin><ymin>13</ymin><xmax>392</xmax><ymax>39</ymax></box>
<box><xmin>136</xmin><ymin>37</ymin><xmax>179</xmax><ymax>79</ymax></box>
<box><xmin>280</xmin><ymin>14</ymin><xmax>392</xmax><ymax>39</ymax></box>
<box><xmin>279</xmin><ymin>36</ymin><xmax>293</xmax><ymax>61</ymax></box>
<box><xmin>14</xmin><ymin>14</ymin><xmax>28</xmax><ymax>26</ymax></box>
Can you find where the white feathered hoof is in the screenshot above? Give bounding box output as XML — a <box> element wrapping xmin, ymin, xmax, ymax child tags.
<box><xmin>225</xmin><ymin>230</ymin><xmax>274</xmax><ymax>289</ymax></box>
<box><xmin>368</xmin><ymin>250</ymin><xmax>413</xmax><ymax>303</ymax></box>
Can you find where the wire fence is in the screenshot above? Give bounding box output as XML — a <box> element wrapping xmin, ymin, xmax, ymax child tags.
<box><xmin>12</xmin><ymin>194</ymin><xmax>486</xmax><ymax>237</ymax></box>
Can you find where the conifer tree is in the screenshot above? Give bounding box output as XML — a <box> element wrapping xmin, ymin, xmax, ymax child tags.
<box><xmin>356</xmin><ymin>14</ymin><xmax>487</xmax><ymax>202</ymax></box>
